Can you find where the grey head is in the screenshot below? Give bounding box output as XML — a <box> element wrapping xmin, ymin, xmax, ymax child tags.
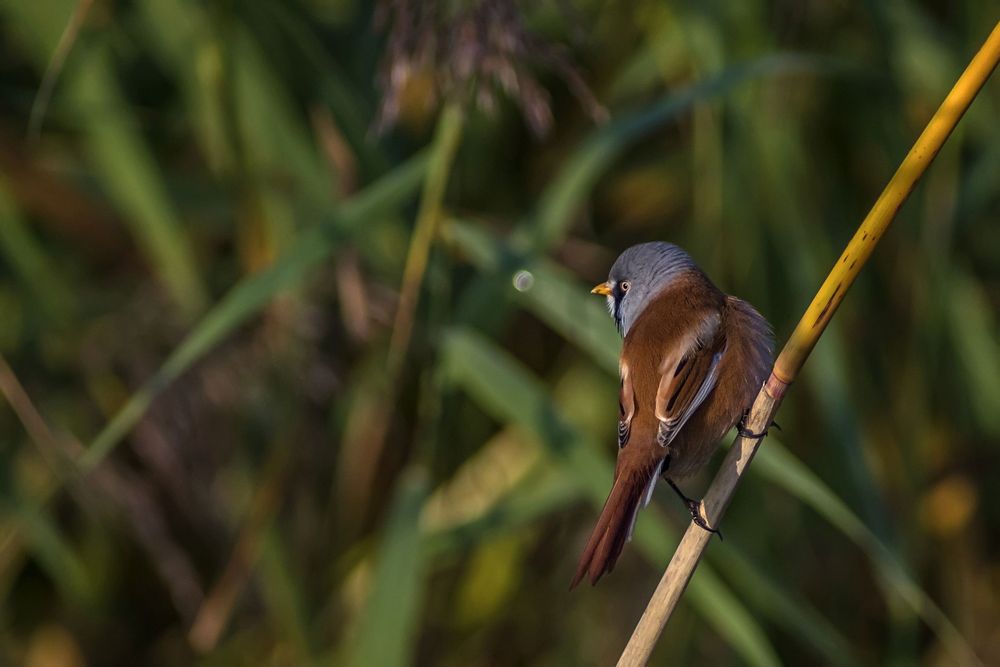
<box><xmin>600</xmin><ymin>242</ymin><xmax>696</xmax><ymax>336</ymax></box>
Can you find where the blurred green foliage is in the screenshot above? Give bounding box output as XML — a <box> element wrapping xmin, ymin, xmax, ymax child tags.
<box><xmin>0</xmin><ymin>1</ymin><xmax>998</xmax><ymax>665</ymax></box>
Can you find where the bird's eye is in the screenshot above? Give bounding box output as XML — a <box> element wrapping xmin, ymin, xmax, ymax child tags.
<box><xmin>620</xmin><ymin>281</ymin><xmax>631</xmax><ymax>293</ymax></box>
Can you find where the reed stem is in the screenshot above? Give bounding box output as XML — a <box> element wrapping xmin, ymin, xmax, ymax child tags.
<box><xmin>618</xmin><ymin>20</ymin><xmax>1000</xmax><ymax>667</ymax></box>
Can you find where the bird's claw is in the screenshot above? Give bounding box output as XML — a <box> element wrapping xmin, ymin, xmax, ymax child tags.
<box><xmin>667</xmin><ymin>476</ymin><xmax>723</xmax><ymax>540</ymax></box>
<box><xmin>737</xmin><ymin>424</ymin><xmax>768</xmax><ymax>439</ymax></box>
<box><xmin>685</xmin><ymin>499</ymin><xmax>723</xmax><ymax>541</ymax></box>
<box><xmin>737</xmin><ymin>411</ymin><xmax>778</xmax><ymax>440</ymax></box>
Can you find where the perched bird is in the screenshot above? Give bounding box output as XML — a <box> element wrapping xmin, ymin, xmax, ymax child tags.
<box><xmin>572</xmin><ymin>242</ymin><xmax>773</xmax><ymax>588</ymax></box>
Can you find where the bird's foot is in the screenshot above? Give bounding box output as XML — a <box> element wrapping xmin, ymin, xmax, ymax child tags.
<box><xmin>737</xmin><ymin>411</ymin><xmax>779</xmax><ymax>440</ymax></box>
<box><xmin>684</xmin><ymin>499</ymin><xmax>724</xmax><ymax>540</ymax></box>
<box><xmin>667</xmin><ymin>478</ymin><xmax>723</xmax><ymax>540</ymax></box>
<box><xmin>737</xmin><ymin>423</ymin><xmax>768</xmax><ymax>439</ymax></box>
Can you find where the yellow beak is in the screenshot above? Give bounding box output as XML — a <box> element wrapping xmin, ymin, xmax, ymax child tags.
<box><xmin>591</xmin><ymin>282</ymin><xmax>612</xmax><ymax>296</ymax></box>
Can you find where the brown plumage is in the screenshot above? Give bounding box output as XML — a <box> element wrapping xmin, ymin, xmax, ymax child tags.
<box><xmin>572</xmin><ymin>245</ymin><xmax>772</xmax><ymax>588</ymax></box>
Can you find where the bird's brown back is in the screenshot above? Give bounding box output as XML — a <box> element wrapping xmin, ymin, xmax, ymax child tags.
<box><xmin>618</xmin><ymin>270</ymin><xmax>772</xmax><ymax>479</ymax></box>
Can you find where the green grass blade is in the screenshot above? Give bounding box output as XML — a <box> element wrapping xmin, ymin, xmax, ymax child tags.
<box><xmin>347</xmin><ymin>469</ymin><xmax>429</xmax><ymax>667</ymax></box>
<box><xmin>424</xmin><ymin>464</ymin><xmax>582</xmax><ymax>558</ymax></box>
<box><xmin>4</xmin><ymin>501</ymin><xmax>92</xmax><ymax>605</ymax></box>
<box><xmin>138</xmin><ymin>0</ymin><xmax>235</xmax><ymax>174</ymax></box>
<box><xmin>228</xmin><ymin>24</ymin><xmax>336</xmax><ymax>208</ymax></box>
<box><xmin>1</xmin><ymin>0</ymin><xmax>210</xmax><ymax>317</ymax></box>
<box><xmin>253</xmin><ymin>0</ymin><xmax>388</xmax><ymax>176</ymax></box>
<box><xmin>82</xmin><ymin>153</ymin><xmax>428</xmax><ymax>470</ymax></box>
<box><xmin>71</xmin><ymin>47</ymin><xmax>208</xmax><ymax>318</ymax></box>
<box><xmin>527</xmin><ymin>54</ymin><xmax>837</xmax><ymax>251</ymax></box>
<box><xmin>0</xmin><ymin>178</ymin><xmax>73</xmax><ymax>321</ymax></box>
<box><xmin>709</xmin><ymin>544</ymin><xmax>859</xmax><ymax>667</ymax></box>
<box><xmin>447</xmin><ymin>221</ymin><xmax>618</xmax><ymax>373</ymax></box>
<box><xmin>752</xmin><ymin>439</ymin><xmax>980</xmax><ymax>666</ymax></box>
<box><xmin>948</xmin><ymin>270</ymin><xmax>1000</xmax><ymax>434</ymax></box>
<box><xmin>259</xmin><ymin>529</ymin><xmax>316</xmax><ymax>663</ymax></box>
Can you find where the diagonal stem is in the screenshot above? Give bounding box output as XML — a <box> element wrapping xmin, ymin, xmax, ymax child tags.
<box><xmin>387</xmin><ymin>102</ymin><xmax>465</xmax><ymax>377</ymax></box>
<box><xmin>342</xmin><ymin>102</ymin><xmax>465</xmax><ymax>519</ymax></box>
<box><xmin>618</xmin><ymin>20</ymin><xmax>1000</xmax><ymax>667</ymax></box>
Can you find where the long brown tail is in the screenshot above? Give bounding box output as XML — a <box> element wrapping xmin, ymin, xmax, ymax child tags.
<box><xmin>571</xmin><ymin>457</ymin><xmax>662</xmax><ymax>588</ymax></box>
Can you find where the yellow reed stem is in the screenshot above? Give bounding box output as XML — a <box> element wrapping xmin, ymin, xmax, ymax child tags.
<box><xmin>619</xmin><ymin>20</ymin><xmax>1000</xmax><ymax>667</ymax></box>
<box><xmin>773</xmin><ymin>21</ymin><xmax>1000</xmax><ymax>386</ymax></box>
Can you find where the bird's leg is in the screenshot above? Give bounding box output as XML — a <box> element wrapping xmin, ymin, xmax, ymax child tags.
<box><xmin>665</xmin><ymin>476</ymin><xmax>723</xmax><ymax>541</ymax></box>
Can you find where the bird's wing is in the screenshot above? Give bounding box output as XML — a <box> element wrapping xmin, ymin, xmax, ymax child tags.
<box><xmin>617</xmin><ymin>363</ymin><xmax>636</xmax><ymax>449</ymax></box>
<box><xmin>655</xmin><ymin>312</ymin><xmax>726</xmax><ymax>448</ymax></box>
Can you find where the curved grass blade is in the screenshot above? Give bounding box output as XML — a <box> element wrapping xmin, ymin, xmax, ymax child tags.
<box><xmin>447</xmin><ymin>220</ymin><xmax>618</xmax><ymax>373</ymax></box>
<box><xmin>525</xmin><ymin>53</ymin><xmax>839</xmax><ymax>252</ymax></box>
<box><xmin>81</xmin><ymin>153</ymin><xmax>428</xmax><ymax>470</ymax></box>
<box><xmin>346</xmin><ymin>469</ymin><xmax>429</xmax><ymax>667</ymax></box>
<box><xmin>1</xmin><ymin>2</ymin><xmax>208</xmax><ymax>316</ymax></box>
<box><xmin>3</xmin><ymin>501</ymin><xmax>92</xmax><ymax>605</ymax></box>
<box><xmin>73</xmin><ymin>48</ymin><xmax>209</xmax><ymax>317</ymax></box>
<box><xmin>709</xmin><ymin>543</ymin><xmax>858</xmax><ymax>667</ymax></box>
<box><xmin>258</xmin><ymin>529</ymin><xmax>316</xmax><ymax>663</ymax></box>
<box><xmin>948</xmin><ymin>270</ymin><xmax>1000</xmax><ymax>435</ymax></box>
<box><xmin>424</xmin><ymin>463</ymin><xmax>581</xmax><ymax>558</ymax></box>
<box><xmin>752</xmin><ymin>439</ymin><xmax>981</xmax><ymax>666</ymax></box>
<box><xmin>0</xmin><ymin>179</ymin><xmax>73</xmax><ymax>321</ymax></box>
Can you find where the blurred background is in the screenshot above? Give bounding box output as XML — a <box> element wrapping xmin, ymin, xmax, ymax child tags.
<box><xmin>1</xmin><ymin>1</ymin><xmax>999</xmax><ymax>665</ymax></box>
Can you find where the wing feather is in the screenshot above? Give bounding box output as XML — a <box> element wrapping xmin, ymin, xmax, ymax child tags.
<box><xmin>655</xmin><ymin>314</ymin><xmax>726</xmax><ymax>448</ymax></box>
<box><xmin>617</xmin><ymin>363</ymin><xmax>636</xmax><ymax>449</ymax></box>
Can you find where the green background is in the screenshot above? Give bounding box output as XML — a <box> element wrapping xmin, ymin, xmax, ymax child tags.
<box><xmin>0</xmin><ymin>1</ymin><xmax>998</xmax><ymax>665</ymax></box>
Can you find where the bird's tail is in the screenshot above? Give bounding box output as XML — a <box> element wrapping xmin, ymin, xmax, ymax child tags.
<box><xmin>571</xmin><ymin>457</ymin><xmax>663</xmax><ymax>588</ymax></box>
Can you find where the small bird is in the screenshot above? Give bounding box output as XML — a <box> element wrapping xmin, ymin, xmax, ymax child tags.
<box><xmin>572</xmin><ymin>242</ymin><xmax>773</xmax><ymax>588</ymax></box>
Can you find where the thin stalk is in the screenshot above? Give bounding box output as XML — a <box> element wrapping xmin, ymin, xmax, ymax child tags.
<box><xmin>387</xmin><ymin>102</ymin><xmax>465</xmax><ymax>377</ymax></box>
<box><xmin>347</xmin><ymin>101</ymin><xmax>464</xmax><ymax>515</ymax></box>
<box><xmin>188</xmin><ymin>442</ymin><xmax>291</xmax><ymax>652</ymax></box>
<box><xmin>618</xmin><ymin>20</ymin><xmax>1000</xmax><ymax>667</ymax></box>
<box><xmin>27</xmin><ymin>0</ymin><xmax>94</xmax><ymax>139</ymax></box>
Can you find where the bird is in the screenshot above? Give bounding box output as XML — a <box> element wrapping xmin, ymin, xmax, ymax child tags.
<box><xmin>571</xmin><ymin>242</ymin><xmax>773</xmax><ymax>588</ymax></box>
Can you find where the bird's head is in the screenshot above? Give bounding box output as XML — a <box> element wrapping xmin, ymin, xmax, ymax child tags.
<box><xmin>591</xmin><ymin>242</ymin><xmax>696</xmax><ymax>336</ymax></box>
